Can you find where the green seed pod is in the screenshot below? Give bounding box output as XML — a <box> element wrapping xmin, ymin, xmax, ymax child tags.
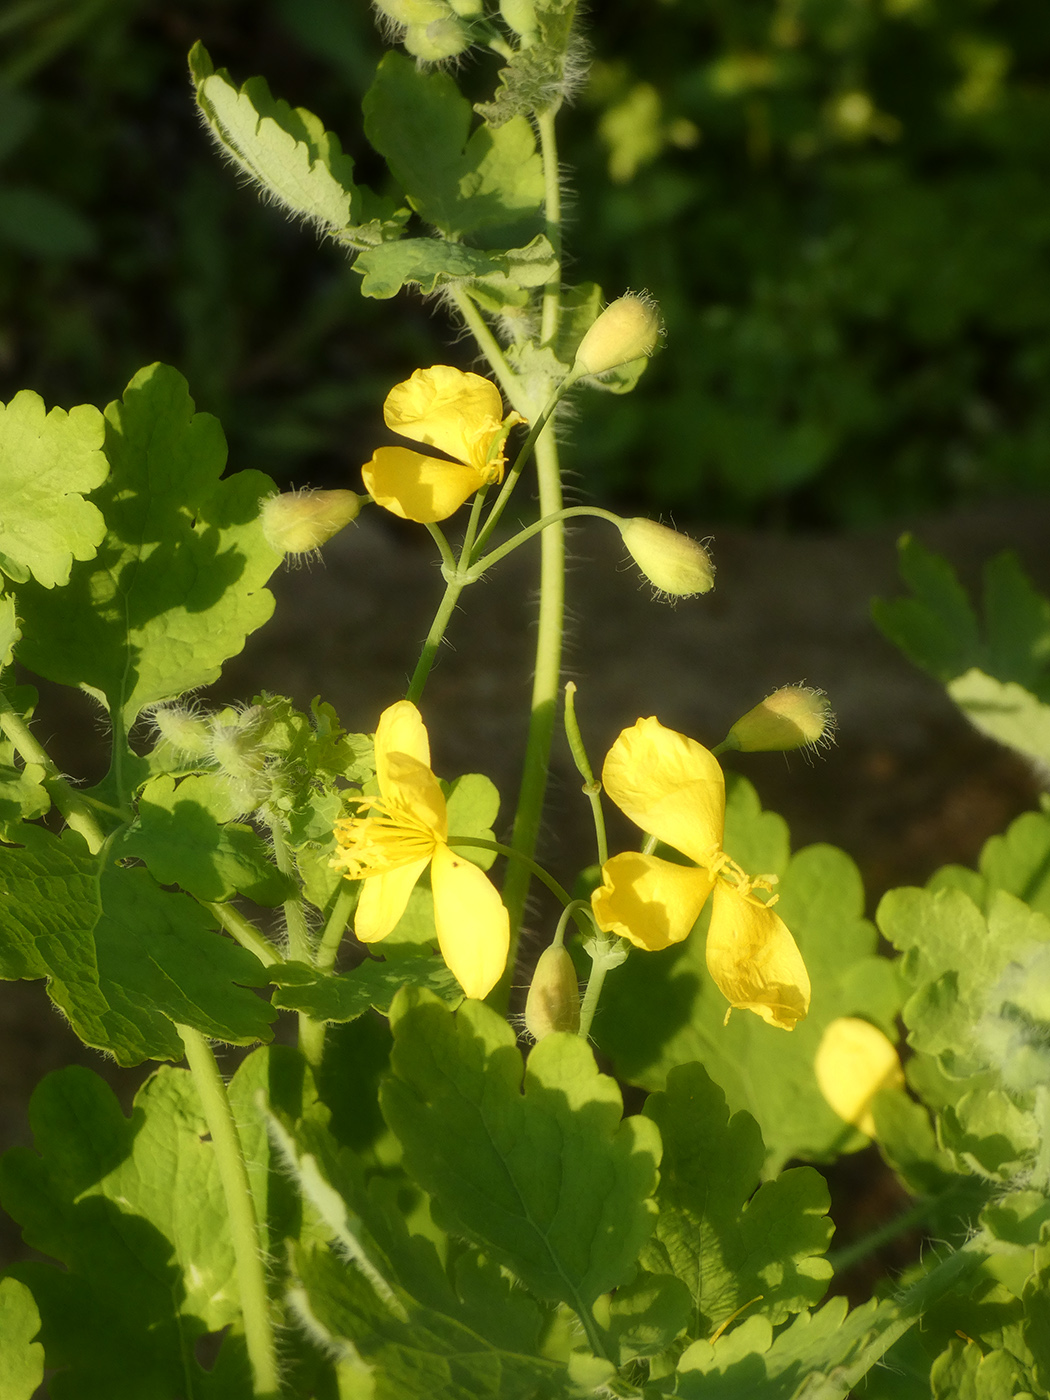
<box><xmin>573</xmin><ymin>293</ymin><xmax>662</xmax><ymax>377</ymax></box>
<box><xmin>619</xmin><ymin>518</ymin><xmax>715</xmax><ymax>598</ymax></box>
<box><xmin>524</xmin><ymin>944</ymin><xmax>581</xmax><ymax>1040</ymax></box>
<box><xmin>724</xmin><ymin>686</ymin><xmax>834</xmax><ymax>753</ymax></box>
<box><xmin>403</xmin><ymin>17</ymin><xmax>472</xmax><ymax>60</ymax></box>
<box><xmin>261</xmin><ymin>489</ymin><xmax>361</xmax><ymax>557</ymax></box>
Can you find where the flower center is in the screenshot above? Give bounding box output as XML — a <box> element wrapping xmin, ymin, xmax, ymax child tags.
<box><xmin>710</xmin><ymin>851</ymin><xmax>781</xmax><ymax>907</ymax></box>
<box><xmin>332</xmin><ymin>796</ymin><xmax>438</xmax><ymax>879</ymax></box>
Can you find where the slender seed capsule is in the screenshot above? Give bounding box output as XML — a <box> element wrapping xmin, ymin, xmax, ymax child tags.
<box><xmin>261</xmin><ymin>489</ymin><xmax>362</xmax><ymax>557</ymax></box>
<box><xmin>619</xmin><ymin>518</ymin><xmax>715</xmax><ymax>598</ymax></box>
<box><xmin>573</xmin><ymin>293</ymin><xmax>662</xmax><ymax>377</ymax></box>
<box><xmin>525</xmin><ymin>945</ymin><xmax>581</xmax><ymax>1039</ymax></box>
<box><xmin>723</xmin><ymin>686</ymin><xmax>834</xmax><ymax>754</ymax></box>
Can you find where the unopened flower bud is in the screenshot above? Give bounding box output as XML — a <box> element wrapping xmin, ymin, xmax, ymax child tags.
<box><xmin>374</xmin><ymin>0</ymin><xmax>449</xmax><ymax>24</ymax></box>
<box><xmin>619</xmin><ymin>518</ymin><xmax>715</xmax><ymax>598</ymax></box>
<box><xmin>723</xmin><ymin>686</ymin><xmax>834</xmax><ymax>754</ymax></box>
<box><xmin>261</xmin><ymin>490</ymin><xmax>361</xmax><ymax>557</ymax></box>
<box><xmin>524</xmin><ymin>945</ymin><xmax>581</xmax><ymax>1040</ymax></box>
<box><xmin>499</xmin><ymin>0</ymin><xmax>537</xmax><ymax>35</ymax></box>
<box><xmin>573</xmin><ymin>294</ymin><xmax>662</xmax><ymax>377</ymax></box>
<box><xmin>815</xmin><ymin>1017</ymin><xmax>903</xmax><ymax>1137</ymax></box>
<box><xmin>152</xmin><ymin>705</ymin><xmax>211</xmax><ymax>758</ymax></box>
<box><xmin>404</xmin><ymin>17</ymin><xmax>471</xmax><ymax>59</ymax></box>
<box><xmin>448</xmin><ymin>0</ymin><xmax>482</xmax><ymax>14</ymax></box>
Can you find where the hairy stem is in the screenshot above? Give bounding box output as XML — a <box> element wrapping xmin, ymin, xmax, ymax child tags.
<box><xmin>266</xmin><ymin>813</ymin><xmax>324</xmax><ymax>1065</ymax></box>
<box><xmin>179</xmin><ymin>1026</ymin><xmax>281</xmax><ymax>1399</ymax></box>
<box><xmin>207</xmin><ymin>902</ymin><xmax>282</xmax><ymax>968</ymax></box>
<box><xmin>0</xmin><ymin>693</ymin><xmax>107</xmax><ymax>851</ymax></box>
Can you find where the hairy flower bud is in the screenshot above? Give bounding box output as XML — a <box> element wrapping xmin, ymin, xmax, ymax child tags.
<box><xmin>404</xmin><ymin>17</ymin><xmax>472</xmax><ymax>59</ymax></box>
<box><xmin>151</xmin><ymin>705</ymin><xmax>211</xmax><ymax>758</ymax></box>
<box><xmin>619</xmin><ymin>518</ymin><xmax>715</xmax><ymax>598</ymax></box>
<box><xmin>500</xmin><ymin>0</ymin><xmax>537</xmax><ymax>35</ymax></box>
<box><xmin>573</xmin><ymin>293</ymin><xmax>662</xmax><ymax>377</ymax></box>
<box><xmin>723</xmin><ymin>686</ymin><xmax>834</xmax><ymax>754</ymax></box>
<box><xmin>976</xmin><ymin>947</ymin><xmax>1050</xmax><ymax>1094</ymax></box>
<box><xmin>374</xmin><ymin>0</ymin><xmax>449</xmax><ymax>24</ymax></box>
<box><xmin>261</xmin><ymin>489</ymin><xmax>361</xmax><ymax>557</ymax></box>
<box><xmin>815</xmin><ymin>1018</ymin><xmax>903</xmax><ymax>1137</ymax></box>
<box><xmin>524</xmin><ymin>944</ymin><xmax>581</xmax><ymax>1040</ymax></box>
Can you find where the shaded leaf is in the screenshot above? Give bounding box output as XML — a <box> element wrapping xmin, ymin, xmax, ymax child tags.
<box><xmin>380</xmin><ymin>990</ymin><xmax>660</xmax><ymax>1316</ymax></box>
<box><xmin>0</xmin><ymin>1278</ymin><xmax>43</xmax><ymax>1400</ymax></box>
<box><xmin>271</xmin><ymin>955</ymin><xmax>463</xmax><ymax>1021</ymax></box>
<box><xmin>0</xmin><ymin>826</ymin><xmax>274</xmax><ymax>1064</ymax></box>
<box><xmin>642</xmin><ymin>1064</ymin><xmax>832</xmax><ymax>1340</ymax></box>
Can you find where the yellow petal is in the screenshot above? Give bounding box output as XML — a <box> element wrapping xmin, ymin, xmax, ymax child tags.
<box><xmin>373</xmin><ymin>702</ymin><xmax>447</xmax><ymax>839</ymax></box>
<box><xmin>431</xmin><ymin>842</ymin><xmax>509</xmax><ymax>999</ymax></box>
<box><xmin>602</xmin><ymin>717</ymin><xmax>725</xmax><ymax>866</ymax></box>
<box><xmin>706</xmin><ymin>880</ymin><xmax>811</xmax><ymax>1030</ymax></box>
<box><xmin>384</xmin><ymin>365</ymin><xmax>504</xmax><ymax>472</ymax></box>
<box><xmin>591</xmin><ymin>851</ymin><xmax>714</xmax><ymax>951</ymax></box>
<box><xmin>363</xmin><ymin>446</ymin><xmax>484</xmax><ymax>523</ymax></box>
<box><xmin>815</xmin><ymin>1017</ymin><xmax>903</xmax><ymax>1137</ymax></box>
<box><xmin>355</xmin><ymin>857</ymin><xmax>431</xmax><ymax>943</ymax></box>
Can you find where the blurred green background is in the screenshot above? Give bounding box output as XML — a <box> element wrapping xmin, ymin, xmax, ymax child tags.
<box><xmin>4</xmin><ymin>0</ymin><xmax>1050</xmax><ymax>526</ymax></box>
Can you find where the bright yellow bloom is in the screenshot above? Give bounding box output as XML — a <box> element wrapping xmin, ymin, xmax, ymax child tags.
<box><xmin>815</xmin><ymin>1017</ymin><xmax>903</xmax><ymax>1136</ymax></box>
<box><xmin>331</xmin><ymin>701</ymin><xmax>509</xmax><ymax>1000</ymax></box>
<box><xmin>361</xmin><ymin>365</ymin><xmax>524</xmax><ymax>524</ymax></box>
<box><xmin>590</xmin><ymin>716</ymin><xmax>811</xmax><ymax>1030</ymax></box>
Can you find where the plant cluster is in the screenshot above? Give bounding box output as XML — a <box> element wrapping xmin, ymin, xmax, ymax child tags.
<box><xmin>1</xmin><ymin>5</ymin><xmax>1050</xmax><ymax>1399</ymax></box>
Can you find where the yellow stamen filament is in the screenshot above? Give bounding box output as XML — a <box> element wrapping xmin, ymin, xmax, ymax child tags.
<box><xmin>332</xmin><ymin>797</ymin><xmax>438</xmax><ymax>879</ymax></box>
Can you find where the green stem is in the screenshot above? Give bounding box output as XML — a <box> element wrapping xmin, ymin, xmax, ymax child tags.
<box><xmin>316</xmin><ymin>883</ymin><xmax>358</xmax><ymax>973</ymax></box>
<box><xmin>265</xmin><ymin>812</ymin><xmax>324</xmax><ymax>1065</ymax></box>
<box><xmin>446</xmin><ymin>286</ymin><xmax>530</xmax><ymax>416</ymax></box>
<box><xmin>825</xmin><ymin>1194</ymin><xmax>943</xmax><ymax>1278</ymax></box>
<box><xmin>0</xmin><ymin>692</ymin><xmax>107</xmax><ymax>851</ymax></box>
<box><xmin>577</xmin><ymin>936</ymin><xmax>627</xmax><ymax>1041</ymax></box>
<box><xmin>537</xmin><ymin>107</ymin><xmax>563</xmax><ymax>347</ymax></box>
<box><xmin>207</xmin><ymin>902</ymin><xmax>283</xmax><ymax>968</ymax></box>
<box><xmin>405</xmin><ymin>574</ymin><xmax>467</xmax><ymax>704</ymax></box>
<box><xmin>497</xmin><ymin>425</ymin><xmax>566</xmax><ymax>1000</ymax></box>
<box><xmin>179</xmin><ymin>1025</ymin><xmax>281</xmax><ymax>1400</ymax></box>
<box><xmin>469</xmin><ymin>505</ymin><xmax>621</xmax><ymax>578</ymax></box>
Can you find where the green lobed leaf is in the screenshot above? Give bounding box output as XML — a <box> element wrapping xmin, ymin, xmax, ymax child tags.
<box><xmin>379</xmin><ymin>989</ymin><xmax>661</xmax><ymax>1316</ymax></box>
<box><xmin>356</xmin><ymin>239</ymin><xmax>513</xmax><ymax>300</ymax></box>
<box><xmin>595</xmin><ymin>777</ymin><xmax>901</xmax><ymax>1171</ymax></box>
<box><xmin>14</xmin><ymin>363</ymin><xmax>282</xmax><ymax>727</ymax></box>
<box><xmin>946</xmin><ymin>668</ymin><xmax>1050</xmax><ymax>765</ymax></box>
<box><xmin>0</xmin><ymin>826</ymin><xmax>275</xmax><ymax>1064</ymax></box>
<box><xmin>871</xmin><ymin>534</ymin><xmax>982</xmax><ymax>684</ymax></box>
<box><xmin>604</xmin><ymin>1269</ymin><xmax>692</xmax><ymax>1361</ymax></box>
<box><xmin>120</xmin><ymin>772</ymin><xmax>295</xmax><ymax>905</ymax></box>
<box><xmin>0</xmin><ymin>1065</ymin><xmax>253</xmax><ymax>1399</ymax></box>
<box><xmin>642</xmin><ymin>1063</ymin><xmax>833</xmax><ymax>1341</ymax></box>
<box><xmin>0</xmin><ymin>1277</ymin><xmax>44</xmax><ymax>1400</ymax></box>
<box><xmin>0</xmin><ymin>389</ymin><xmax>107</xmax><ymax>589</ymax></box>
<box><xmin>930</xmin><ymin>1337</ymin><xmax>1035</xmax><ymax>1399</ymax></box>
<box><xmin>189</xmin><ymin>42</ymin><xmax>405</xmax><ymax>249</ymax></box>
<box><xmin>931</xmin><ymin>807</ymin><xmax>1050</xmax><ymax>922</ymax></box>
<box><xmin>271</xmin><ymin>955</ymin><xmax>463</xmax><ymax>1021</ymax></box>
<box><xmin>363</xmin><ymin>52</ymin><xmax>544</xmax><ymax>241</ymax></box>
<box><xmin>984</xmin><ymin>550</ymin><xmax>1050</xmax><ymax>701</ymax></box>
<box><xmin>290</xmin><ymin>1240</ymin><xmax>574</xmax><ymax>1400</ymax></box>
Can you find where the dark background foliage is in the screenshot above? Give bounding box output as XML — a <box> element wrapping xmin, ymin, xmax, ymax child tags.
<box><xmin>4</xmin><ymin>0</ymin><xmax>1050</xmax><ymax>526</ymax></box>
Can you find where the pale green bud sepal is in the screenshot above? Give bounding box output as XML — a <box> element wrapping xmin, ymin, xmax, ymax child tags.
<box><xmin>573</xmin><ymin>293</ymin><xmax>662</xmax><ymax>378</ymax></box>
<box><xmin>723</xmin><ymin>686</ymin><xmax>834</xmax><ymax>754</ymax></box>
<box><xmin>261</xmin><ymin>489</ymin><xmax>362</xmax><ymax>557</ymax></box>
<box><xmin>619</xmin><ymin>518</ymin><xmax>715</xmax><ymax>598</ymax></box>
<box><xmin>404</xmin><ymin>17</ymin><xmax>472</xmax><ymax>60</ymax></box>
<box><xmin>524</xmin><ymin>945</ymin><xmax>581</xmax><ymax>1039</ymax></box>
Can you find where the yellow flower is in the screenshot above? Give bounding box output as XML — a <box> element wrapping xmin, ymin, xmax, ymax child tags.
<box><xmin>331</xmin><ymin>700</ymin><xmax>509</xmax><ymax>1000</ymax></box>
<box><xmin>590</xmin><ymin>716</ymin><xmax>810</xmax><ymax>1030</ymax></box>
<box><xmin>361</xmin><ymin>365</ymin><xmax>524</xmax><ymax>523</ymax></box>
<box><xmin>815</xmin><ymin>1017</ymin><xmax>903</xmax><ymax>1137</ymax></box>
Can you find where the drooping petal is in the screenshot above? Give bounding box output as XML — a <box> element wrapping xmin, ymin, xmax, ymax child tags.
<box><xmin>431</xmin><ymin>842</ymin><xmax>509</xmax><ymax>999</ymax></box>
<box><xmin>815</xmin><ymin>1018</ymin><xmax>903</xmax><ymax>1137</ymax></box>
<box><xmin>706</xmin><ymin>880</ymin><xmax>810</xmax><ymax>1030</ymax></box>
<box><xmin>591</xmin><ymin>851</ymin><xmax>714</xmax><ymax>951</ymax></box>
<box><xmin>602</xmin><ymin>717</ymin><xmax>725</xmax><ymax>866</ymax></box>
<box><xmin>354</xmin><ymin>856</ymin><xmax>431</xmax><ymax>943</ymax></box>
<box><xmin>363</xmin><ymin>446</ymin><xmax>485</xmax><ymax>523</ymax></box>
<box><xmin>384</xmin><ymin>366</ymin><xmax>504</xmax><ymax>472</ymax></box>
